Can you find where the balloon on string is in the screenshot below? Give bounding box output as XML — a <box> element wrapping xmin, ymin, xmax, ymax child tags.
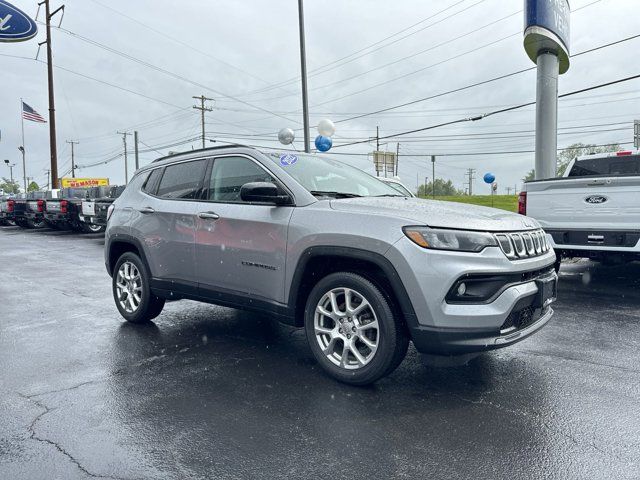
<box><xmin>483</xmin><ymin>173</ymin><xmax>496</xmax><ymax>184</ymax></box>
<box><xmin>278</xmin><ymin>128</ymin><xmax>295</xmax><ymax>145</ymax></box>
<box><xmin>317</xmin><ymin>118</ymin><xmax>335</xmax><ymax>137</ymax></box>
<box><xmin>314</xmin><ymin>135</ymin><xmax>332</xmax><ymax>152</ymax></box>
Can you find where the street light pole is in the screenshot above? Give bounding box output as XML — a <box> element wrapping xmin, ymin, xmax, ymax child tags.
<box><xmin>297</xmin><ymin>0</ymin><xmax>310</xmax><ymax>153</ymax></box>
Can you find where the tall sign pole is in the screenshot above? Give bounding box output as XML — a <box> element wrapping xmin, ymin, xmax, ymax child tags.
<box><xmin>38</xmin><ymin>0</ymin><xmax>65</xmax><ymax>189</ymax></box>
<box><xmin>297</xmin><ymin>0</ymin><xmax>310</xmax><ymax>153</ymax></box>
<box><xmin>524</xmin><ymin>0</ymin><xmax>570</xmax><ymax>180</ymax></box>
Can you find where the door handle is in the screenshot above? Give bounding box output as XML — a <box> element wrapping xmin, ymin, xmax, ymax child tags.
<box><xmin>139</xmin><ymin>206</ymin><xmax>155</xmax><ymax>214</ymax></box>
<box><xmin>198</xmin><ymin>211</ymin><xmax>220</xmax><ymax>220</ymax></box>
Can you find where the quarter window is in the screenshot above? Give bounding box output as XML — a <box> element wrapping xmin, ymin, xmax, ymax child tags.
<box><xmin>142</xmin><ymin>168</ymin><xmax>163</xmax><ymax>195</ymax></box>
<box><xmin>156</xmin><ymin>160</ymin><xmax>207</xmax><ymax>199</ymax></box>
<box><xmin>207</xmin><ymin>157</ymin><xmax>275</xmax><ymax>202</ymax></box>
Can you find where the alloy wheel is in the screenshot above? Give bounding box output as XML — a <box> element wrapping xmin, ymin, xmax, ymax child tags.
<box><xmin>314</xmin><ymin>287</ymin><xmax>379</xmax><ymax>370</ymax></box>
<box><xmin>116</xmin><ymin>261</ymin><xmax>142</xmax><ymax>313</ymax></box>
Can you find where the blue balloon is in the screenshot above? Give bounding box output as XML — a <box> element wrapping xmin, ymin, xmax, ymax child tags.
<box><xmin>314</xmin><ymin>135</ymin><xmax>332</xmax><ymax>152</ymax></box>
<box><xmin>483</xmin><ymin>173</ymin><xmax>495</xmax><ymax>184</ymax></box>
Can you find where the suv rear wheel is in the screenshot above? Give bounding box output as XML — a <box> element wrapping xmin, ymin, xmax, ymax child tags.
<box><xmin>112</xmin><ymin>252</ymin><xmax>165</xmax><ymax>323</ymax></box>
<box><xmin>304</xmin><ymin>272</ymin><xmax>408</xmax><ymax>385</ymax></box>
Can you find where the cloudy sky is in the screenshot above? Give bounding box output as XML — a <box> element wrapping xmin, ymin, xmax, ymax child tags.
<box><xmin>1</xmin><ymin>0</ymin><xmax>638</xmax><ymax>193</ymax></box>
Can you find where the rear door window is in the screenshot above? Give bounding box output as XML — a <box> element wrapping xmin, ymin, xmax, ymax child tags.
<box><xmin>156</xmin><ymin>160</ymin><xmax>208</xmax><ymax>199</ymax></box>
<box><xmin>568</xmin><ymin>155</ymin><xmax>640</xmax><ymax>176</ymax></box>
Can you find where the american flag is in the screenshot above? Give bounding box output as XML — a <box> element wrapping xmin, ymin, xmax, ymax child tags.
<box><xmin>22</xmin><ymin>101</ymin><xmax>47</xmax><ymax>123</ymax></box>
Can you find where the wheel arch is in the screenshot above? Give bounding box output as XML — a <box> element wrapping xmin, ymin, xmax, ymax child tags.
<box><xmin>288</xmin><ymin>246</ymin><xmax>418</xmax><ymax>328</ymax></box>
<box><xmin>106</xmin><ymin>234</ymin><xmax>150</xmax><ymax>277</ymax></box>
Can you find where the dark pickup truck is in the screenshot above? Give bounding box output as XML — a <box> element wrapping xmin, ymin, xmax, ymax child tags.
<box><xmin>24</xmin><ymin>192</ymin><xmax>47</xmax><ymax>229</ymax></box>
<box><xmin>80</xmin><ymin>185</ymin><xmax>124</xmax><ymax>233</ymax></box>
<box><xmin>44</xmin><ymin>188</ymin><xmax>90</xmax><ymax>232</ymax></box>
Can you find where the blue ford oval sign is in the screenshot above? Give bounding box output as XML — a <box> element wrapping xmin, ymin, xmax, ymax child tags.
<box><xmin>0</xmin><ymin>0</ymin><xmax>38</xmax><ymax>43</ymax></box>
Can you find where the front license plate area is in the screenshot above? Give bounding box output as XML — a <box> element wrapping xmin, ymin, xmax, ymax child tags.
<box><xmin>535</xmin><ymin>276</ymin><xmax>557</xmax><ymax>308</ymax></box>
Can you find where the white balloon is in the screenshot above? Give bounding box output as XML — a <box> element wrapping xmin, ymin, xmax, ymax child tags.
<box><xmin>278</xmin><ymin>128</ymin><xmax>295</xmax><ymax>145</ymax></box>
<box><xmin>317</xmin><ymin>118</ymin><xmax>335</xmax><ymax>137</ymax></box>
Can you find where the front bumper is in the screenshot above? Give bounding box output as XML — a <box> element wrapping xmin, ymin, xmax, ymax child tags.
<box><xmin>385</xmin><ymin>236</ymin><xmax>557</xmax><ymax>354</ymax></box>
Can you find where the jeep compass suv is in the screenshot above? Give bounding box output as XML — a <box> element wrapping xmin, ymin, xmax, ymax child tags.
<box><xmin>105</xmin><ymin>146</ymin><xmax>558</xmax><ymax>385</ymax></box>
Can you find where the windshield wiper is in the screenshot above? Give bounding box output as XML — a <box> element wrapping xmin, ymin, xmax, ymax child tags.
<box><xmin>310</xmin><ymin>190</ymin><xmax>362</xmax><ymax>198</ymax></box>
<box><xmin>374</xmin><ymin>194</ymin><xmax>404</xmax><ymax>197</ymax></box>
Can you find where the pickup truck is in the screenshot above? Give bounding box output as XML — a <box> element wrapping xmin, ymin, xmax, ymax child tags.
<box><xmin>0</xmin><ymin>196</ymin><xmax>15</xmax><ymax>226</ymax></box>
<box><xmin>80</xmin><ymin>185</ymin><xmax>124</xmax><ymax>233</ymax></box>
<box><xmin>44</xmin><ymin>188</ymin><xmax>89</xmax><ymax>231</ymax></box>
<box><xmin>520</xmin><ymin>150</ymin><xmax>640</xmax><ymax>265</ymax></box>
<box><xmin>23</xmin><ymin>192</ymin><xmax>47</xmax><ymax>229</ymax></box>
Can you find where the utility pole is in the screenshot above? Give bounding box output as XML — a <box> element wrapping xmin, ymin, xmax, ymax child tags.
<box><xmin>117</xmin><ymin>131</ymin><xmax>132</xmax><ymax>183</ymax></box>
<box><xmin>424</xmin><ymin>177</ymin><xmax>428</xmax><ymax>197</ymax></box>
<box><xmin>192</xmin><ymin>95</ymin><xmax>214</xmax><ymax>149</ymax></box>
<box><xmin>38</xmin><ymin>0</ymin><xmax>64</xmax><ymax>189</ymax></box>
<box><xmin>134</xmin><ymin>131</ymin><xmax>140</xmax><ymax>170</ymax></box>
<box><xmin>45</xmin><ymin>169</ymin><xmax>51</xmax><ymax>189</ymax></box>
<box><xmin>431</xmin><ymin>155</ymin><xmax>436</xmax><ymax>199</ymax></box>
<box><xmin>376</xmin><ymin>126</ymin><xmax>380</xmax><ymax>152</ymax></box>
<box><xmin>465</xmin><ymin>168</ymin><xmax>476</xmax><ymax>196</ymax></box>
<box><xmin>396</xmin><ymin>143</ymin><xmax>399</xmax><ymax>176</ymax></box>
<box><xmin>506</xmin><ymin>186</ymin><xmax>512</xmax><ymax>195</ymax></box>
<box><xmin>66</xmin><ymin>140</ymin><xmax>78</xmax><ymax>178</ymax></box>
<box><xmin>297</xmin><ymin>0</ymin><xmax>310</xmax><ymax>153</ymax></box>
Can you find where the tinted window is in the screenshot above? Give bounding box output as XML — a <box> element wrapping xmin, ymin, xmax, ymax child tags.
<box><xmin>207</xmin><ymin>156</ymin><xmax>274</xmax><ymax>202</ymax></box>
<box><xmin>568</xmin><ymin>155</ymin><xmax>640</xmax><ymax>176</ymax></box>
<box><xmin>143</xmin><ymin>168</ymin><xmax>163</xmax><ymax>195</ymax></box>
<box><xmin>156</xmin><ymin>160</ymin><xmax>207</xmax><ymax>199</ymax></box>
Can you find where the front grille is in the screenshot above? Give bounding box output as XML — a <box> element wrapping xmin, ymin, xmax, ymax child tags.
<box><xmin>501</xmin><ymin>305</ymin><xmax>548</xmax><ymax>334</ymax></box>
<box><xmin>495</xmin><ymin>229</ymin><xmax>550</xmax><ymax>260</ymax></box>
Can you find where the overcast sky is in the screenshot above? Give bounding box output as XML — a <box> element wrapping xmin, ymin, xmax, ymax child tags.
<box><xmin>1</xmin><ymin>0</ymin><xmax>638</xmax><ymax>192</ymax></box>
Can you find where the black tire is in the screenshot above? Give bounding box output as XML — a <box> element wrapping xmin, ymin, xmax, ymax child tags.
<box><xmin>82</xmin><ymin>223</ymin><xmax>105</xmax><ymax>234</ymax></box>
<box><xmin>304</xmin><ymin>272</ymin><xmax>409</xmax><ymax>385</ymax></box>
<box><xmin>112</xmin><ymin>252</ymin><xmax>165</xmax><ymax>324</ymax></box>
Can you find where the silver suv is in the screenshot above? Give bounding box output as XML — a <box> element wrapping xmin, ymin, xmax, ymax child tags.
<box><xmin>105</xmin><ymin>146</ymin><xmax>558</xmax><ymax>385</ymax></box>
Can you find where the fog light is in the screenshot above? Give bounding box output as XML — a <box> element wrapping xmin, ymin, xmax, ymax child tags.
<box><xmin>457</xmin><ymin>282</ymin><xmax>467</xmax><ymax>296</ymax></box>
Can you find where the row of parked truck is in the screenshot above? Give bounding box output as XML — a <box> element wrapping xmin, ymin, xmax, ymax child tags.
<box><xmin>0</xmin><ymin>185</ymin><xmax>124</xmax><ymax>233</ymax></box>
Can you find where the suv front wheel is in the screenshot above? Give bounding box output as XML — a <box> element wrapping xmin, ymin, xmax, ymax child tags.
<box><xmin>304</xmin><ymin>272</ymin><xmax>408</xmax><ymax>385</ymax></box>
<box><xmin>112</xmin><ymin>252</ymin><xmax>165</xmax><ymax>323</ymax></box>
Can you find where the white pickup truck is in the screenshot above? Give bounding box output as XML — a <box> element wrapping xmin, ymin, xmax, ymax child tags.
<box><xmin>520</xmin><ymin>150</ymin><xmax>640</xmax><ymax>265</ymax></box>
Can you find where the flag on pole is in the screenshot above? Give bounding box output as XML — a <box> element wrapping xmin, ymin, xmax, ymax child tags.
<box><xmin>22</xmin><ymin>101</ymin><xmax>46</xmax><ymax>123</ymax></box>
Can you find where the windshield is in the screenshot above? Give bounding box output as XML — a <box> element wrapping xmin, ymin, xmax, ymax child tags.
<box><xmin>266</xmin><ymin>152</ymin><xmax>402</xmax><ymax>198</ymax></box>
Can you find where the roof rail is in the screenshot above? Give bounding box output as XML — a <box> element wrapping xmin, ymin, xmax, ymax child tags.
<box><xmin>151</xmin><ymin>144</ymin><xmax>254</xmax><ymax>163</ymax></box>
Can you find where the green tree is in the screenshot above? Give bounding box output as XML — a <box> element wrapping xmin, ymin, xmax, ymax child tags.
<box><xmin>417</xmin><ymin>178</ymin><xmax>462</xmax><ymax>197</ymax></box>
<box><xmin>27</xmin><ymin>181</ymin><xmax>40</xmax><ymax>192</ymax></box>
<box><xmin>523</xmin><ymin>143</ymin><xmax>621</xmax><ymax>180</ymax></box>
<box><xmin>0</xmin><ymin>177</ymin><xmax>20</xmax><ymax>194</ymax></box>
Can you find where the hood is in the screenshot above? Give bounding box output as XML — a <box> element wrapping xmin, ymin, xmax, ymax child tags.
<box><xmin>329</xmin><ymin>197</ymin><xmax>540</xmax><ymax>232</ymax></box>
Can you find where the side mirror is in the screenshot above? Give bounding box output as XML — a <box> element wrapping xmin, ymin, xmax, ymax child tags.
<box><xmin>240</xmin><ymin>182</ymin><xmax>291</xmax><ymax>205</ymax></box>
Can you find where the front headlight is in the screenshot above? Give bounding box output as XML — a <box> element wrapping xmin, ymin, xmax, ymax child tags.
<box><xmin>403</xmin><ymin>226</ymin><xmax>497</xmax><ymax>252</ymax></box>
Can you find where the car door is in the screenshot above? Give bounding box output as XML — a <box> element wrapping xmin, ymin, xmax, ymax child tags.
<box><xmin>131</xmin><ymin>158</ymin><xmax>208</xmax><ymax>290</ymax></box>
<box><xmin>194</xmin><ymin>154</ymin><xmax>293</xmax><ymax>304</ymax></box>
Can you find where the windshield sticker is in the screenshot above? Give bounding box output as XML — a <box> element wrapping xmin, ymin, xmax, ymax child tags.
<box><xmin>279</xmin><ymin>153</ymin><xmax>298</xmax><ymax>167</ymax></box>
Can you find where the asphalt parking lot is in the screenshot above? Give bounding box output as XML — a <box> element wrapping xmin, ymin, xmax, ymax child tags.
<box><xmin>0</xmin><ymin>225</ymin><xmax>639</xmax><ymax>480</ymax></box>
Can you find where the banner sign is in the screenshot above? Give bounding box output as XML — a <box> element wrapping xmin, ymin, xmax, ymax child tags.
<box><xmin>0</xmin><ymin>1</ymin><xmax>38</xmax><ymax>42</ymax></box>
<box><xmin>524</xmin><ymin>0</ymin><xmax>571</xmax><ymax>74</ymax></box>
<box><xmin>60</xmin><ymin>178</ymin><xmax>110</xmax><ymax>188</ymax></box>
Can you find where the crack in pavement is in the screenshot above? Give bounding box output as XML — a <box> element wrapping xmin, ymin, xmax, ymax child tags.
<box><xmin>17</xmin><ymin>393</ymin><xmax>132</xmax><ymax>480</ymax></box>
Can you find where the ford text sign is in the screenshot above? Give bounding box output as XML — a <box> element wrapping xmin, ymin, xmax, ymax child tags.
<box><xmin>0</xmin><ymin>0</ymin><xmax>38</xmax><ymax>42</ymax></box>
<box><xmin>524</xmin><ymin>0</ymin><xmax>570</xmax><ymax>74</ymax></box>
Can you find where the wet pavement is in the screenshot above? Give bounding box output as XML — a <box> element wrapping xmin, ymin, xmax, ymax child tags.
<box><xmin>0</xmin><ymin>225</ymin><xmax>639</xmax><ymax>479</ymax></box>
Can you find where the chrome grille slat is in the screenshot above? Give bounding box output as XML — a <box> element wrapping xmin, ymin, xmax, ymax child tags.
<box><xmin>494</xmin><ymin>229</ymin><xmax>550</xmax><ymax>260</ymax></box>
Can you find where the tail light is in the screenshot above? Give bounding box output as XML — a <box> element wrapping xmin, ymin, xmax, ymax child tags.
<box><xmin>616</xmin><ymin>151</ymin><xmax>633</xmax><ymax>156</ymax></box>
<box><xmin>7</xmin><ymin>200</ymin><xmax>14</xmax><ymax>213</ymax></box>
<box><xmin>60</xmin><ymin>200</ymin><xmax>68</xmax><ymax>214</ymax></box>
<box><xmin>37</xmin><ymin>200</ymin><xmax>44</xmax><ymax>212</ymax></box>
<box><xmin>518</xmin><ymin>192</ymin><xmax>527</xmax><ymax>215</ymax></box>
<box><xmin>106</xmin><ymin>204</ymin><xmax>115</xmax><ymax>221</ymax></box>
